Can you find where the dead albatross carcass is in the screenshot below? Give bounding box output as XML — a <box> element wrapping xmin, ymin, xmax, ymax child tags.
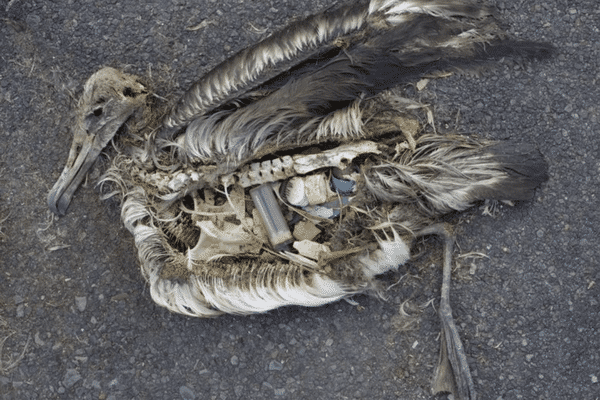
<box><xmin>48</xmin><ymin>1</ymin><xmax>552</xmax><ymax>398</ymax></box>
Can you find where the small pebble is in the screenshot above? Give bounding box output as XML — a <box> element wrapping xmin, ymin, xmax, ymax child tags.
<box><xmin>26</xmin><ymin>14</ymin><xmax>41</xmax><ymax>27</ymax></box>
<box><xmin>34</xmin><ymin>332</ymin><xmax>46</xmax><ymax>346</ymax></box>
<box><xmin>179</xmin><ymin>385</ymin><xmax>196</xmax><ymax>400</ymax></box>
<box><xmin>75</xmin><ymin>296</ymin><xmax>87</xmax><ymax>312</ymax></box>
<box><xmin>63</xmin><ymin>369</ymin><xmax>81</xmax><ymax>389</ymax></box>
<box><xmin>269</xmin><ymin>360</ymin><xmax>283</xmax><ymax>371</ymax></box>
<box><xmin>536</xmin><ymin>229</ymin><xmax>545</xmax><ymax>238</ymax></box>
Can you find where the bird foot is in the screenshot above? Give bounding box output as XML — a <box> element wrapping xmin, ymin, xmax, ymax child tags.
<box><xmin>415</xmin><ymin>224</ymin><xmax>476</xmax><ymax>400</ymax></box>
<box><xmin>432</xmin><ymin>302</ymin><xmax>476</xmax><ymax>400</ymax></box>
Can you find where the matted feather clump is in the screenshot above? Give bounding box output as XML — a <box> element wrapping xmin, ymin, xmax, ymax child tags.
<box><xmin>48</xmin><ymin>1</ymin><xmax>552</xmax><ymax>398</ymax></box>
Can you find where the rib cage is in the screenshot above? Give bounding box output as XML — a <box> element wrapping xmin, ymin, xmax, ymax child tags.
<box><xmin>122</xmin><ymin>188</ymin><xmax>354</xmax><ymax>317</ymax></box>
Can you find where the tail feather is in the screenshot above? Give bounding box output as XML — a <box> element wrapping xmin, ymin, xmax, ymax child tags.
<box><xmin>364</xmin><ymin>135</ymin><xmax>548</xmax><ymax>216</ymax></box>
<box><xmin>477</xmin><ymin>141</ymin><xmax>549</xmax><ymax>201</ymax></box>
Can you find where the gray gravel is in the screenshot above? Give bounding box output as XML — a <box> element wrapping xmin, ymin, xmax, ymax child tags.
<box><xmin>1</xmin><ymin>0</ymin><xmax>599</xmax><ymax>399</ymax></box>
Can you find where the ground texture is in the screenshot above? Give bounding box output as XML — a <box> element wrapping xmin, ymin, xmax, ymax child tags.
<box><xmin>1</xmin><ymin>0</ymin><xmax>599</xmax><ymax>399</ymax></box>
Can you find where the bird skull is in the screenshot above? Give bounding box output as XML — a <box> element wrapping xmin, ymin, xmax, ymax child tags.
<box><xmin>48</xmin><ymin>67</ymin><xmax>148</xmax><ymax>215</ymax></box>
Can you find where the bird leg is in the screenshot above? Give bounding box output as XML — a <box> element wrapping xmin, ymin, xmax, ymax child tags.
<box><xmin>415</xmin><ymin>224</ymin><xmax>475</xmax><ymax>400</ymax></box>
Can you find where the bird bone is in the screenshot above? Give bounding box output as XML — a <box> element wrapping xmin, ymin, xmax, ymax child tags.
<box><xmin>162</xmin><ymin>140</ymin><xmax>380</xmax><ymax>194</ymax></box>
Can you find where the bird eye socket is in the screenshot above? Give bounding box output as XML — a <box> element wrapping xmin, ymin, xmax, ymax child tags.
<box><xmin>123</xmin><ymin>87</ymin><xmax>135</xmax><ymax>97</ymax></box>
<box><xmin>93</xmin><ymin>108</ymin><xmax>103</xmax><ymax>117</ymax></box>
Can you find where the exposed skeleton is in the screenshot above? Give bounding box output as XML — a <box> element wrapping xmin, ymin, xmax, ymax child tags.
<box><xmin>47</xmin><ymin>1</ymin><xmax>552</xmax><ymax>399</ymax></box>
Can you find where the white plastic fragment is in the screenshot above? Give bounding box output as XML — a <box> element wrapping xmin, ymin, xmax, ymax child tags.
<box><xmin>286</xmin><ymin>173</ymin><xmax>337</xmax><ymax>206</ymax></box>
<box><xmin>286</xmin><ymin>176</ymin><xmax>309</xmax><ymax>206</ymax></box>
<box><xmin>292</xmin><ymin>220</ymin><xmax>321</xmax><ymax>241</ymax></box>
<box><xmin>304</xmin><ymin>174</ymin><xmax>335</xmax><ymax>205</ymax></box>
<box><xmin>293</xmin><ymin>240</ymin><xmax>331</xmax><ymax>261</ymax></box>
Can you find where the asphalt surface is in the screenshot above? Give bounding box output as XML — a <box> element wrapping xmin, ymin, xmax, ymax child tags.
<box><xmin>1</xmin><ymin>0</ymin><xmax>599</xmax><ymax>399</ymax></box>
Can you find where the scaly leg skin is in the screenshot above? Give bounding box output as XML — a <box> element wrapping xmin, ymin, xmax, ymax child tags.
<box><xmin>416</xmin><ymin>224</ymin><xmax>476</xmax><ymax>400</ymax></box>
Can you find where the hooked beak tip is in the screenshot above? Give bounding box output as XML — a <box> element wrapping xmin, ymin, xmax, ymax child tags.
<box><xmin>47</xmin><ymin>135</ymin><xmax>102</xmax><ymax>216</ymax></box>
<box><xmin>47</xmin><ymin>186</ymin><xmax>69</xmax><ymax>216</ymax></box>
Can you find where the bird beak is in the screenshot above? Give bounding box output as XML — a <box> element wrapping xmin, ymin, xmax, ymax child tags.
<box><xmin>48</xmin><ymin>102</ymin><xmax>135</xmax><ymax>215</ymax></box>
<box><xmin>48</xmin><ymin>67</ymin><xmax>148</xmax><ymax>215</ymax></box>
<box><xmin>48</xmin><ymin>126</ymin><xmax>103</xmax><ymax>216</ymax></box>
